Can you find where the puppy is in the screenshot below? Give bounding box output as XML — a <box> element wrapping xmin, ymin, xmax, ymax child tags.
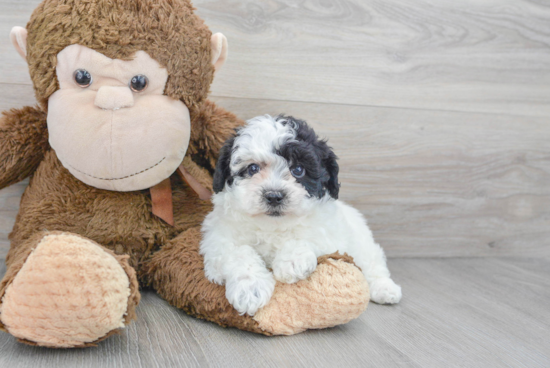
<box><xmin>200</xmin><ymin>115</ymin><xmax>402</xmax><ymax>316</ymax></box>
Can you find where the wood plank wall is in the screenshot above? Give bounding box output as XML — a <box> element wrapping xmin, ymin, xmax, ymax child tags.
<box><xmin>1</xmin><ymin>0</ymin><xmax>549</xmax><ymax>257</ymax></box>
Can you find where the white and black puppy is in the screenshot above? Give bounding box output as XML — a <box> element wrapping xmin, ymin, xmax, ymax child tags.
<box><xmin>200</xmin><ymin>115</ymin><xmax>402</xmax><ymax>316</ymax></box>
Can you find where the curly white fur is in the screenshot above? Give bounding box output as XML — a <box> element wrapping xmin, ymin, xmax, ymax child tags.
<box><xmin>201</xmin><ymin>115</ymin><xmax>402</xmax><ymax>316</ymax></box>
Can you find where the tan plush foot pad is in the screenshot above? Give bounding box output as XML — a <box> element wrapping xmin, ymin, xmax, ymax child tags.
<box><xmin>0</xmin><ymin>233</ymin><xmax>131</xmax><ymax>347</ymax></box>
<box><xmin>253</xmin><ymin>257</ymin><xmax>370</xmax><ymax>335</ymax></box>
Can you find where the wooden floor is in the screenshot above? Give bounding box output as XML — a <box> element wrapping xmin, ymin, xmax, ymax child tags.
<box><xmin>1</xmin><ymin>257</ymin><xmax>549</xmax><ymax>368</ymax></box>
<box><xmin>1</xmin><ymin>0</ymin><xmax>549</xmax><ymax>367</ymax></box>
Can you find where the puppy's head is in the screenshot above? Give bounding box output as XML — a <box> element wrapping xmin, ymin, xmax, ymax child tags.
<box><xmin>213</xmin><ymin>115</ymin><xmax>339</xmax><ymax>217</ymax></box>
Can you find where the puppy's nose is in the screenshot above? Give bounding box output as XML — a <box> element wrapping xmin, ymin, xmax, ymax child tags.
<box><xmin>94</xmin><ymin>86</ymin><xmax>134</xmax><ymax>110</ymax></box>
<box><xmin>264</xmin><ymin>191</ymin><xmax>285</xmax><ymax>205</ymax></box>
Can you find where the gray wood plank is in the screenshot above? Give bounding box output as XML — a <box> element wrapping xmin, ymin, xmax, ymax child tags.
<box><xmin>0</xmin><ymin>83</ymin><xmax>36</xmax><ymax>112</ymax></box>
<box><xmin>0</xmin><ymin>258</ymin><xmax>548</xmax><ymax>368</ymax></box>
<box><xmin>201</xmin><ymin>0</ymin><xmax>550</xmax><ymax>117</ymax></box>
<box><xmin>374</xmin><ymin>258</ymin><xmax>550</xmax><ymax>368</ymax></box>
<box><xmin>2</xmin><ymin>1</ymin><xmax>550</xmax><ymax>117</ymax></box>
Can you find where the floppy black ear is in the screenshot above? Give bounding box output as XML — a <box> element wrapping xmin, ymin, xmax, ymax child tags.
<box><xmin>324</xmin><ymin>149</ymin><xmax>340</xmax><ymax>199</ymax></box>
<box><xmin>213</xmin><ymin>136</ymin><xmax>235</xmax><ymax>193</ymax></box>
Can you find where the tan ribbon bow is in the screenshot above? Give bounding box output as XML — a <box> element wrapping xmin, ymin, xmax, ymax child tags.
<box><xmin>150</xmin><ymin>163</ymin><xmax>212</xmax><ymax>226</ymax></box>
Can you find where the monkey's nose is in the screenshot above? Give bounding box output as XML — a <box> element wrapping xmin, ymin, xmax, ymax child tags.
<box><xmin>94</xmin><ymin>86</ymin><xmax>134</xmax><ymax>110</ymax></box>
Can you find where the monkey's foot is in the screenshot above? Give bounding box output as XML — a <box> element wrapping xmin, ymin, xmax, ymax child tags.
<box><xmin>0</xmin><ymin>233</ymin><xmax>138</xmax><ymax>347</ymax></box>
<box><xmin>253</xmin><ymin>253</ymin><xmax>369</xmax><ymax>335</ymax></box>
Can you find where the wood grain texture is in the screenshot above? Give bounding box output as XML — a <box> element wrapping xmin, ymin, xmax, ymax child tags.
<box><xmin>2</xmin><ymin>0</ymin><xmax>550</xmax><ymax>117</ymax></box>
<box><xmin>198</xmin><ymin>0</ymin><xmax>550</xmax><ymax>117</ymax></box>
<box><xmin>0</xmin><ymin>257</ymin><xmax>548</xmax><ymax>368</ymax></box>
<box><xmin>0</xmin><ymin>83</ymin><xmax>36</xmax><ymax>112</ymax></box>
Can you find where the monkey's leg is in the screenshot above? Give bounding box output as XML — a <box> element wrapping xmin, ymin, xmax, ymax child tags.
<box><xmin>143</xmin><ymin>227</ymin><xmax>370</xmax><ymax>335</ymax></box>
<box><xmin>0</xmin><ymin>231</ymin><xmax>140</xmax><ymax>347</ymax></box>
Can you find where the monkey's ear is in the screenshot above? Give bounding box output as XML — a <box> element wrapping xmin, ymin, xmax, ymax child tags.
<box><xmin>213</xmin><ymin>136</ymin><xmax>235</xmax><ymax>193</ymax></box>
<box><xmin>10</xmin><ymin>26</ymin><xmax>28</xmax><ymax>62</ymax></box>
<box><xmin>210</xmin><ymin>33</ymin><xmax>228</xmax><ymax>72</ymax></box>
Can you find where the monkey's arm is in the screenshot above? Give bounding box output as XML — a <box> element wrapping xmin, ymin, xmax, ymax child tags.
<box><xmin>189</xmin><ymin>99</ymin><xmax>244</xmax><ymax>171</ymax></box>
<box><xmin>0</xmin><ymin>106</ymin><xmax>49</xmax><ymax>190</ymax></box>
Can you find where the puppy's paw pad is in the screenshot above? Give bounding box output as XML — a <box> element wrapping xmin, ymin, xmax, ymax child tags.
<box><xmin>226</xmin><ymin>274</ymin><xmax>275</xmax><ymax>316</ymax></box>
<box><xmin>272</xmin><ymin>250</ymin><xmax>318</xmax><ymax>284</ymax></box>
<box><xmin>370</xmin><ymin>278</ymin><xmax>402</xmax><ymax>304</ymax></box>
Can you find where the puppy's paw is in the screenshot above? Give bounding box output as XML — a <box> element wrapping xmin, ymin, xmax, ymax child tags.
<box><xmin>225</xmin><ymin>273</ymin><xmax>275</xmax><ymax>316</ymax></box>
<box><xmin>272</xmin><ymin>248</ymin><xmax>318</xmax><ymax>284</ymax></box>
<box><xmin>370</xmin><ymin>277</ymin><xmax>402</xmax><ymax>304</ymax></box>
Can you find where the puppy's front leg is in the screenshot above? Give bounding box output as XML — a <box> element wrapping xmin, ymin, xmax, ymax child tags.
<box><xmin>202</xmin><ymin>238</ymin><xmax>275</xmax><ymax>316</ymax></box>
<box><xmin>272</xmin><ymin>241</ymin><xmax>318</xmax><ymax>284</ymax></box>
<box><xmin>224</xmin><ymin>245</ymin><xmax>276</xmax><ymax>316</ymax></box>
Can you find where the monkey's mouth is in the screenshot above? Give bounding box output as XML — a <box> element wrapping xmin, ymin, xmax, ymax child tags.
<box><xmin>67</xmin><ymin>157</ymin><xmax>166</xmax><ymax>181</ymax></box>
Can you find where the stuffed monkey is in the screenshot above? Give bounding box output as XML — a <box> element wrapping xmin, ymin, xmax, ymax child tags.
<box><xmin>0</xmin><ymin>0</ymin><xmax>369</xmax><ymax>348</ymax></box>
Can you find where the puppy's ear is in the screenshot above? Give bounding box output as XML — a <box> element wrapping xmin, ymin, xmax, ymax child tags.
<box><xmin>213</xmin><ymin>137</ymin><xmax>235</xmax><ymax>193</ymax></box>
<box><xmin>324</xmin><ymin>149</ymin><xmax>340</xmax><ymax>199</ymax></box>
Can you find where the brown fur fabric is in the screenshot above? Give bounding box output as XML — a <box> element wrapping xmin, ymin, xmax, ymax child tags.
<box><xmin>26</xmin><ymin>0</ymin><xmax>214</xmax><ymax>111</ymax></box>
<box><xmin>0</xmin><ymin>106</ymin><xmax>49</xmax><ymax>189</ymax></box>
<box><xmin>189</xmin><ymin>99</ymin><xmax>244</xmax><ymax>171</ymax></box>
<box><xmin>8</xmin><ymin>149</ymin><xmax>214</xmax><ymax>269</ymax></box>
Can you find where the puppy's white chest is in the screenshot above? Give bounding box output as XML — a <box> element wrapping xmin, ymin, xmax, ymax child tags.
<box><xmin>245</xmin><ymin>231</ymin><xmax>292</xmax><ymax>268</ymax></box>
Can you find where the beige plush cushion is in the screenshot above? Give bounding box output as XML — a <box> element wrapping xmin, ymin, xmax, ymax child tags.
<box><xmin>254</xmin><ymin>258</ymin><xmax>369</xmax><ymax>335</ymax></box>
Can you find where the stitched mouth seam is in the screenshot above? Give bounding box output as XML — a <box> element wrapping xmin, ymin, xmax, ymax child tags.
<box><xmin>68</xmin><ymin>157</ymin><xmax>166</xmax><ymax>181</ymax></box>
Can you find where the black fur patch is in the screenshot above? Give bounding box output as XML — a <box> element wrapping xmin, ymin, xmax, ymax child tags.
<box><xmin>191</xmin><ymin>149</ymin><xmax>215</xmax><ymax>175</ymax></box>
<box><xmin>212</xmin><ymin>136</ymin><xmax>236</xmax><ymax>193</ymax></box>
<box><xmin>277</xmin><ymin>115</ymin><xmax>340</xmax><ymax>199</ymax></box>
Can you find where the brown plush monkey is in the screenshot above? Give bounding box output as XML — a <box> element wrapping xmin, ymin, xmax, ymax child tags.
<box><xmin>0</xmin><ymin>0</ymin><xmax>368</xmax><ymax>348</ymax></box>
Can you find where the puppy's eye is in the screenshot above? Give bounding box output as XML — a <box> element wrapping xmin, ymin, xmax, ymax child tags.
<box><xmin>74</xmin><ymin>69</ymin><xmax>92</xmax><ymax>88</ymax></box>
<box><xmin>247</xmin><ymin>164</ymin><xmax>260</xmax><ymax>176</ymax></box>
<box><xmin>291</xmin><ymin>165</ymin><xmax>305</xmax><ymax>178</ymax></box>
<box><xmin>130</xmin><ymin>75</ymin><xmax>149</xmax><ymax>92</ymax></box>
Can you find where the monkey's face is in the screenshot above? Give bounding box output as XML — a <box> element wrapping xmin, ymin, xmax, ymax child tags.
<box><xmin>47</xmin><ymin>45</ymin><xmax>190</xmax><ymax>191</ymax></box>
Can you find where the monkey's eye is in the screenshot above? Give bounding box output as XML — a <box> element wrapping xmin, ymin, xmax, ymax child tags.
<box><xmin>291</xmin><ymin>165</ymin><xmax>305</xmax><ymax>178</ymax></box>
<box><xmin>130</xmin><ymin>75</ymin><xmax>149</xmax><ymax>92</ymax></box>
<box><xmin>74</xmin><ymin>69</ymin><xmax>92</xmax><ymax>88</ymax></box>
<box><xmin>247</xmin><ymin>164</ymin><xmax>260</xmax><ymax>176</ymax></box>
